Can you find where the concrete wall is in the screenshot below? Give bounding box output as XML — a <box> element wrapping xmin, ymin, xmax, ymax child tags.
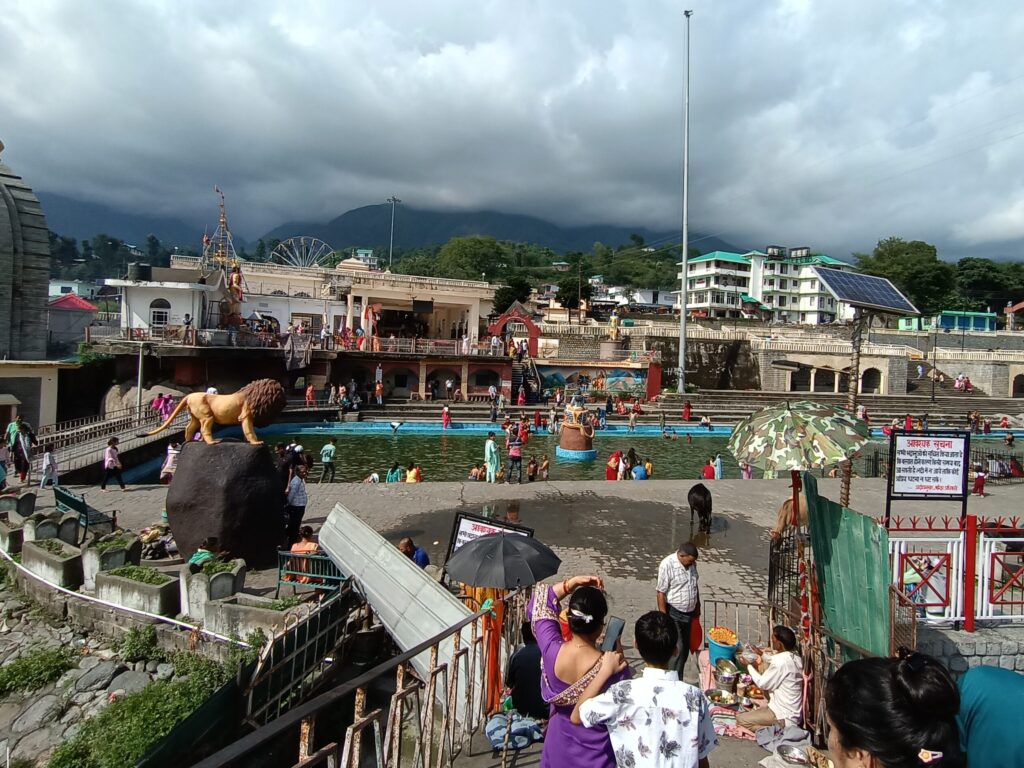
<box><xmin>122</xmin><ymin>286</ymin><xmax>203</xmax><ymax>330</ymax></box>
<box><xmin>654</xmin><ymin>338</ymin><xmax>762</xmax><ymax>390</ymax></box>
<box><xmin>0</xmin><ymin>368</ymin><xmax>60</xmax><ymax>426</ymax></box>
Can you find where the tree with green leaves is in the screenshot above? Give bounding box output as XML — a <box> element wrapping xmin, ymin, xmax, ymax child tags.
<box><xmin>853</xmin><ymin>237</ymin><xmax>954</xmax><ymax>316</ymax></box>
<box><xmin>555</xmin><ymin>275</ymin><xmax>594</xmax><ymax>315</ymax></box>
<box><xmin>254</xmin><ymin>239</ymin><xmax>267</xmax><ymax>262</ymax></box>
<box><xmin>434</xmin><ymin>236</ymin><xmax>503</xmax><ymax>280</ymax></box>
<box><xmin>492</xmin><ymin>275</ymin><xmax>532</xmax><ymax>314</ymax></box>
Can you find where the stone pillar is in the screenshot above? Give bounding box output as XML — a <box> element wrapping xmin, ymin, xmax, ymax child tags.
<box><xmin>809</xmin><ymin>369</ymin><xmax>817</xmax><ymax>393</ymax></box>
<box><xmin>834</xmin><ymin>374</ymin><xmax>840</xmax><ymax>393</ymax></box>
<box><xmin>345</xmin><ymin>297</ymin><xmax>353</xmax><ymax>331</ymax></box>
<box><xmin>418</xmin><ymin>360</ymin><xmax>427</xmax><ymax>399</ymax></box>
<box><xmin>39</xmin><ymin>372</ymin><xmax>58</xmax><ymax>426</ymax></box>
<box><xmin>461</xmin><ymin>361</ymin><xmax>470</xmax><ymax>400</ymax></box>
<box><xmin>470</xmin><ymin>299</ymin><xmax>481</xmax><ymax>343</ymax></box>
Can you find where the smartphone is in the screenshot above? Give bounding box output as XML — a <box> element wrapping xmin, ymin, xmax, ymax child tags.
<box><xmin>601</xmin><ymin>616</ymin><xmax>625</xmax><ymax>652</ymax></box>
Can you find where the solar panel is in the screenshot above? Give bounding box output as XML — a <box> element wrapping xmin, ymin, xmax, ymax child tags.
<box><xmin>813</xmin><ymin>267</ymin><xmax>919</xmax><ymax>316</ymax></box>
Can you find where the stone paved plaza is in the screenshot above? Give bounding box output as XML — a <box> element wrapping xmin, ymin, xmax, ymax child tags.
<box><xmin>30</xmin><ymin>477</ymin><xmax>1020</xmax><ymax>766</ymax></box>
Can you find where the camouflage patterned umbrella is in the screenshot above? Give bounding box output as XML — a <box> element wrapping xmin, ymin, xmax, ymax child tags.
<box><xmin>727</xmin><ymin>400</ymin><xmax>871</xmax><ymax>473</ymax></box>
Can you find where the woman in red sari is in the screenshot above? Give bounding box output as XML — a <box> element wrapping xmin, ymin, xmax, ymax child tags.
<box><xmin>605</xmin><ymin>450</ymin><xmax>622</xmax><ymax>481</ymax></box>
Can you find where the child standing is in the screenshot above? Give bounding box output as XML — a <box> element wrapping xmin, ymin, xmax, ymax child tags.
<box><xmin>972</xmin><ymin>464</ymin><xmax>987</xmax><ymax>497</ymax></box>
<box><xmin>572</xmin><ymin>611</ymin><xmax>718</xmax><ymax>768</ymax></box>
<box><xmin>39</xmin><ymin>443</ymin><xmax>58</xmax><ymax>488</ymax></box>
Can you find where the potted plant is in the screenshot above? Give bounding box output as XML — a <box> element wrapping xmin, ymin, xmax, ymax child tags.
<box><xmin>95</xmin><ymin>565</ymin><xmax>179</xmax><ymax>616</ymax></box>
<box><xmin>22</xmin><ymin>538</ymin><xmax>84</xmax><ymax>589</ymax></box>
<box><xmin>81</xmin><ymin>533</ymin><xmax>143</xmax><ymax>590</ymax></box>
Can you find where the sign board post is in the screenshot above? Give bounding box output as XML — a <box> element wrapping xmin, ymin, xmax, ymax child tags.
<box><xmin>884</xmin><ymin>429</ymin><xmax>971</xmax><ymax>526</ymax></box>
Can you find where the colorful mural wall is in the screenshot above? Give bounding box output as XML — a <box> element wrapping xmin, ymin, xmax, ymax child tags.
<box><xmin>536</xmin><ymin>364</ymin><xmax>648</xmax><ymax>395</ymax></box>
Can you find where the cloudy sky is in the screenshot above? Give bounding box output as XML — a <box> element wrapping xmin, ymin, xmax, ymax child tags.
<box><xmin>2</xmin><ymin>0</ymin><xmax>1023</xmax><ymax>258</ymax></box>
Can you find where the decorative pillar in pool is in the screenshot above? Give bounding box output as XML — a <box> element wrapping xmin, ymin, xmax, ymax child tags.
<box><xmin>555</xmin><ymin>404</ymin><xmax>598</xmax><ymax>461</ymax></box>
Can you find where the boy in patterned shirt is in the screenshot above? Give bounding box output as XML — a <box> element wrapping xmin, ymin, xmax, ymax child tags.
<box><xmin>572</xmin><ymin>611</ymin><xmax>718</xmax><ymax>768</ymax></box>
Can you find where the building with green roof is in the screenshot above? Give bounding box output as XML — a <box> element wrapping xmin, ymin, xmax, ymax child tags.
<box><xmin>676</xmin><ymin>245</ymin><xmax>855</xmax><ymax>324</ymax></box>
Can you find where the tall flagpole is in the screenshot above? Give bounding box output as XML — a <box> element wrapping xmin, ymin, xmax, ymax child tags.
<box><xmin>677</xmin><ymin>10</ymin><xmax>693</xmax><ymax>394</ymax></box>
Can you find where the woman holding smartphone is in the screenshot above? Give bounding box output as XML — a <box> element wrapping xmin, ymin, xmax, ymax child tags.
<box><xmin>528</xmin><ymin>574</ymin><xmax>631</xmax><ymax>768</ymax></box>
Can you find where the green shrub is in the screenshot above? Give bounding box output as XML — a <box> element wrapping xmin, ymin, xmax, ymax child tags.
<box><xmin>94</xmin><ymin>536</ymin><xmax>132</xmax><ymax>553</ymax></box>
<box><xmin>201</xmin><ymin>560</ymin><xmax>234</xmax><ymax>576</ymax></box>
<box><xmin>48</xmin><ymin>673</ymin><xmax>225</xmax><ymax>768</ymax></box>
<box><xmin>268</xmin><ymin>595</ymin><xmax>304</xmax><ymax>611</ymax></box>
<box><xmin>169</xmin><ymin>651</ymin><xmax>229</xmax><ymax>685</ymax></box>
<box><xmin>224</xmin><ymin>628</ymin><xmax>268</xmax><ymax>670</ymax></box>
<box><xmin>119</xmin><ymin>625</ymin><xmax>163</xmax><ymax>663</ymax></box>
<box><xmin>107</xmin><ymin>565</ymin><xmax>172</xmax><ymax>585</ymax></box>
<box><xmin>0</xmin><ymin>646</ymin><xmax>76</xmax><ymax>696</ymax></box>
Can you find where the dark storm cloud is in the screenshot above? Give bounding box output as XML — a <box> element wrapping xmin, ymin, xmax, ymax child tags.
<box><xmin>1</xmin><ymin>0</ymin><xmax>1023</xmax><ymax>257</ymax></box>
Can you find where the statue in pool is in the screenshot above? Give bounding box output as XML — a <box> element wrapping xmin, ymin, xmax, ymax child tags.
<box><xmin>556</xmin><ymin>403</ymin><xmax>598</xmax><ymax>460</ymax></box>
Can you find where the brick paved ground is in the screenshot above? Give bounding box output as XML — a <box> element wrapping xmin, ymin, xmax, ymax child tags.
<box><xmin>33</xmin><ymin>478</ymin><xmax>1023</xmax><ymax>767</ymax></box>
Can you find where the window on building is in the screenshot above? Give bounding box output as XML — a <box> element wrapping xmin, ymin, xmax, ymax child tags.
<box><xmin>780</xmin><ymin>265</ymin><xmax>789</xmax><ymax>274</ymax></box>
<box><xmin>765</xmin><ymin>295</ymin><xmax>774</xmax><ymax>303</ymax></box>
<box><xmin>149</xmin><ymin>298</ymin><xmax>170</xmax><ymax>327</ymax></box>
<box><xmin>800</xmin><ymin>313</ymin><xmax>806</xmax><ymax>322</ymax></box>
<box><xmin>779</xmin><ymin>295</ymin><xmax>787</xmax><ymax>307</ymax></box>
<box><xmin>767</xmin><ymin>279</ymin><xmax>775</xmax><ymax>288</ymax></box>
<box><xmin>810</xmin><ymin>280</ymin><xmax>818</xmax><ymax>290</ymax></box>
<box><xmin>60</xmin><ymin>286</ymin><xmax>72</xmax><ymax>294</ymax></box>
<box><xmin>779</xmin><ymin>279</ymin><xmax>786</xmax><ymax>289</ymax></box>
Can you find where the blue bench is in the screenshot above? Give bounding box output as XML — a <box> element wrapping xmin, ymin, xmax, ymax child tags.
<box><xmin>275</xmin><ymin>550</ymin><xmax>346</xmax><ymax>597</ymax></box>
<box><xmin>53</xmin><ymin>486</ymin><xmax>117</xmax><ymax>544</ymax></box>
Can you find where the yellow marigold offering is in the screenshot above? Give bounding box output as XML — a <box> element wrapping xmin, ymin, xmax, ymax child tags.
<box><xmin>708</xmin><ymin>626</ymin><xmax>738</xmax><ymax>645</ymax></box>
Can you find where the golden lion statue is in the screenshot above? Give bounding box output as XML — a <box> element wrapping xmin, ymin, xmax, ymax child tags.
<box><xmin>145</xmin><ymin>379</ymin><xmax>287</xmax><ymax>445</ymax></box>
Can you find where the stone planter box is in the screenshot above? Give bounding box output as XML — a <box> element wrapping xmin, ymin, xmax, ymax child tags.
<box><xmin>0</xmin><ymin>515</ymin><xmax>23</xmax><ymax>554</ymax></box>
<box><xmin>81</xmin><ymin>534</ymin><xmax>143</xmax><ymax>591</ymax></box>
<box><xmin>204</xmin><ymin>593</ymin><xmax>305</xmax><ymax>638</ymax></box>
<box><xmin>22</xmin><ymin>539</ymin><xmax>84</xmax><ymax>589</ymax></box>
<box><xmin>95</xmin><ymin>569</ymin><xmax>180</xmax><ymax>617</ymax></box>
<box><xmin>179</xmin><ymin>559</ymin><xmax>247</xmax><ymax>620</ymax></box>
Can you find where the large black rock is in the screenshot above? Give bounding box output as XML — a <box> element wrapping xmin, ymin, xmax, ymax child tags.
<box><xmin>165</xmin><ymin>442</ymin><xmax>283</xmax><ymax>568</ymax></box>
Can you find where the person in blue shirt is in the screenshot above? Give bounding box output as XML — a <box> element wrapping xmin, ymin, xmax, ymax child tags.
<box><xmin>399</xmin><ymin>537</ymin><xmax>430</xmax><ymax>568</ymax></box>
<box><xmin>958</xmin><ymin>665</ymin><xmax>1024</xmax><ymax>768</ymax></box>
<box><xmin>631</xmin><ymin>462</ymin><xmax>648</xmax><ymax>480</ymax></box>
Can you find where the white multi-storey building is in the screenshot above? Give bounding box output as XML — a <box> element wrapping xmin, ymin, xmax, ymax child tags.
<box><xmin>677</xmin><ymin>246</ymin><xmax>854</xmax><ymax>324</ymax></box>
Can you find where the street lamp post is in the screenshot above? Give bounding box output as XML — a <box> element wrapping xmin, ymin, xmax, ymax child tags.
<box><xmin>386</xmin><ymin>196</ymin><xmax>401</xmax><ymax>268</ymax></box>
<box><xmin>677</xmin><ymin>9</ymin><xmax>693</xmax><ymax>394</ymax></box>
<box><xmin>930</xmin><ymin>324</ymin><xmax>938</xmax><ymax>403</ymax></box>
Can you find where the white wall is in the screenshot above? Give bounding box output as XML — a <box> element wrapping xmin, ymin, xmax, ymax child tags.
<box><xmin>122</xmin><ymin>286</ymin><xmax>203</xmax><ymax>330</ymax></box>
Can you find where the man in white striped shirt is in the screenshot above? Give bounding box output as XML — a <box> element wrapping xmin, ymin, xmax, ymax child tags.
<box><xmin>656</xmin><ymin>542</ymin><xmax>701</xmax><ymax>676</ymax></box>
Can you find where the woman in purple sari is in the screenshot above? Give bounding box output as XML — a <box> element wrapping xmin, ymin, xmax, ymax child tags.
<box><xmin>528</xmin><ymin>574</ymin><xmax>631</xmax><ymax>768</ymax></box>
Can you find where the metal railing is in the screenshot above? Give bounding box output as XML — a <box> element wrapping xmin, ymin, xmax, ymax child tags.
<box><xmin>193</xmin><ymin>590</ymin><xmax>524</xmax><ymax>768</ymax></box>
<box><xmin>245</xmin><ymin>584</ymin><xmax>362</xmax><ymax>727</ymax></box>
<box><xmin>701</xmin><ymin>599</ymin><xmax>771</xmax><ymax>647</ymax></box>
<box><xmin>887</xmin><ymin>515</ymin><xmax>1024</xmax><ymax>629</ymax></box>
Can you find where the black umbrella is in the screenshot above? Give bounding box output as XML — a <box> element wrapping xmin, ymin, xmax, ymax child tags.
<box><xmin>444</xmin><ymin>533</ymin><xmax>561</xmax><ymax>589</ymax></box>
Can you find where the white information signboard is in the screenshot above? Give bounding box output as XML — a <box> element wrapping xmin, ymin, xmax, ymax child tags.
<box><xmin>890</xmin><ymin>433</ymin><xmax>969</xmax><ymax>498</ymax></box>
<box><xmin>445</xmin><ymin>513</ymin><xmax>533</xmax><ymax>562</ymax></box>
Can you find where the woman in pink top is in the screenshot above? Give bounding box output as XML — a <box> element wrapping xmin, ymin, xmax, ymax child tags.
<box><xmin>101</xmin><ymin>437</ymin><xmax>126</xmax><ymax>491</ymax></box>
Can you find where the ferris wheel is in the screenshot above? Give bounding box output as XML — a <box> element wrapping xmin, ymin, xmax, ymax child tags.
<box><xmin>271</xmin><ymin>236</ymin><xmax>335</xmax><ymax>268</ymax></box>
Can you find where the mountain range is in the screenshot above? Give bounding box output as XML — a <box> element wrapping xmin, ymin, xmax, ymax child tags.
<box><xmin>38</xmin><ymin>193</ymin><xmax>743</xmax><ymax>255</ymax></box>
<box><xmin>37</xmin><ymin>192</ymin><xmax>202</xmax><ymax>249</ymax></box>
<box><xmin>261</xmin><ymin>204</ymin><xmax>742</xmax><ymax>254</ymax></box>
